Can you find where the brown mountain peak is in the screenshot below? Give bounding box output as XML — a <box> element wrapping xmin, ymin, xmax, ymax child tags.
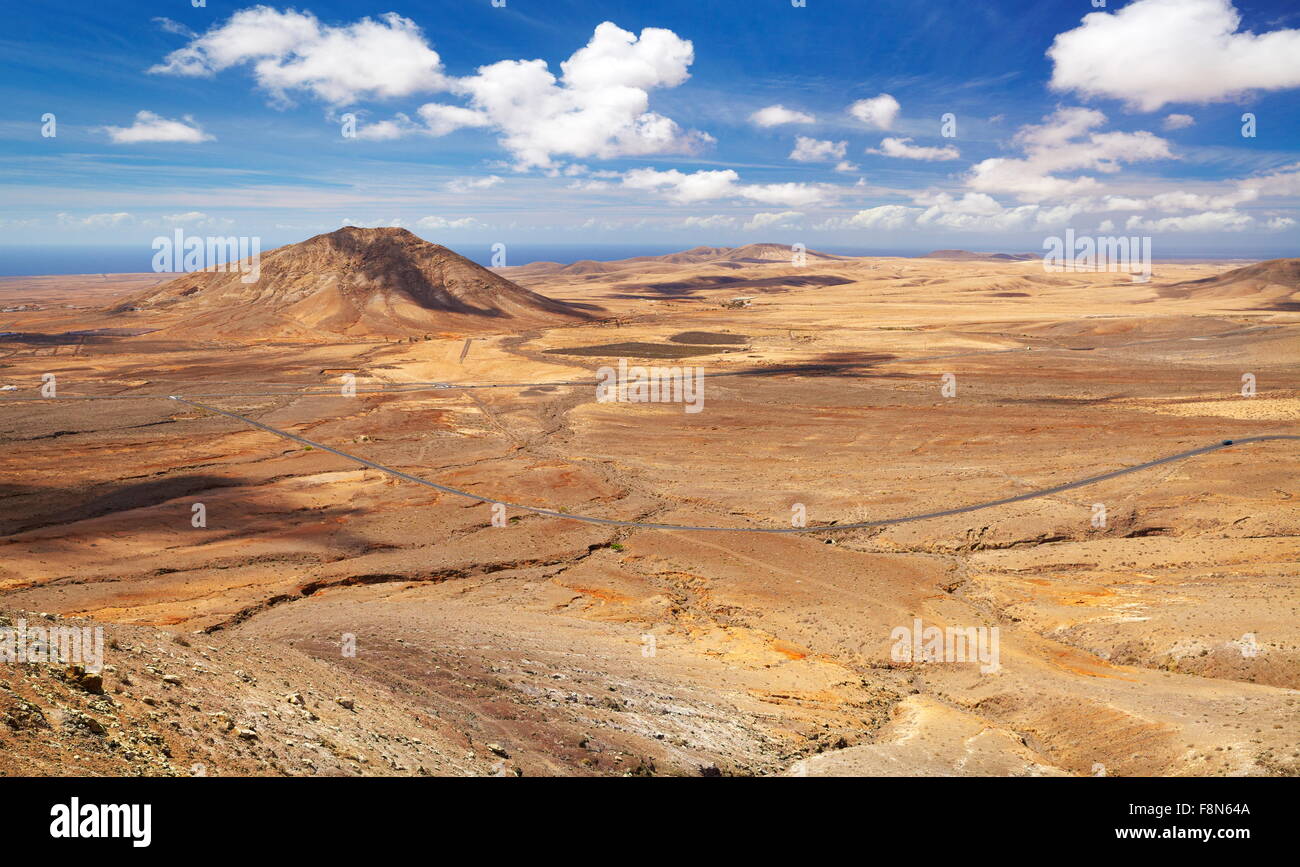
<box><xmin>120</xmin><ymin>228</ymin><xmax>588</xmax><ymax>340</ymax></box>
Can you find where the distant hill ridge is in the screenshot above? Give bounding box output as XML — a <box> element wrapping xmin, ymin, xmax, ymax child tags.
<box><xmin>1159</xmin><ymin>257</ymin><xmax>1300</xmax><ymax>310</ymax></box>
<box><xmin>918</xmin><ymin>250</ymin><xmax>1040</xmax><ymax>261</ymax></box>
<box><xmin>505</xmin><ymin>243</ymin><xmax>846</xmax><ymax>277</ymax></box>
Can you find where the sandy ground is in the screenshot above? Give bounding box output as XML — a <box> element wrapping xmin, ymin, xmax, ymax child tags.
<box><xmin>0</xmin><ymin>253</ymin><xmax>1296</xmax><ymax>777</ymax></box>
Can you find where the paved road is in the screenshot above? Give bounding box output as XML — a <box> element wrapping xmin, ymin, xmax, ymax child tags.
<box><xmin>169</xmin><ymin>395</ymin><xmax>1298</xmax><ymax>535</ymax></box>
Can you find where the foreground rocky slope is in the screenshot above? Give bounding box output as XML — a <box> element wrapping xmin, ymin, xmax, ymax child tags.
<box><xmin>1</xmin><ymin>251</ymin><xmax>1296</xmax><ymax>776</ymax></box>
<box><xmin>1161</xmin><ymin>257</ymin><xmax>1300</xmax><ymax>309</ymax></box>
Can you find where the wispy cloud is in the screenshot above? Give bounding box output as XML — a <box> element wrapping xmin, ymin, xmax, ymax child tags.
<box><xmin>104</xmin><ymin>111</ymin><xmax>213</xmax><ymax>144</ymax></box>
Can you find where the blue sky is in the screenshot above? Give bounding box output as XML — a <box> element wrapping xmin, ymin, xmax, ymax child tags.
<box><xmin>2</xmin><ymin>0</ymin><xmax>1298</xmax><ymax>262</ymax></box>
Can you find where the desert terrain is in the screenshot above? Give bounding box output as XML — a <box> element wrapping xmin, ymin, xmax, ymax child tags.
<box><xmin>0</xmin><ymin>228</ymin><xmax>1296</xmax><ymax>777</ymax></box>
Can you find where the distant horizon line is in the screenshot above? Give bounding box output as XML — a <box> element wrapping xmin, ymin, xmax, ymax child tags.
<box><xmin>0</xmin><ymin>241</ymin><xmax>1283</xmax><ymax>279</ymax></box>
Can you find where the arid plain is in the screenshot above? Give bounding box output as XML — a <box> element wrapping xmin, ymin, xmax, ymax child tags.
<box><xmin>1</xmin><ymin>228</ymin><xmax>1296</xmax><ymax>777</ymax></box>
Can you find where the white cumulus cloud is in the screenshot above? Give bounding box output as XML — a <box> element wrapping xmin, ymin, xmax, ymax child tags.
<box><xmin>415</xmin><ymin>22</ymin><xmax>710</xmax><ymax>169</ymax></box>
<box><xmin>966</xmin><ymin>107</ymin><xmax>1172</xmax><ymax>202</ymax></box>
<box><xmin>1125</xmin><ymin>210</ymin><xmax>1254</xmax><ymax>232</ymax></box>
<box><xmin>789</xmin><ymin>136</ymin><xmax>847</xmax><ymax>163</ymax></box>
<box><xmin>739</xmin><ymin>182</ymin><xmax>830</xmax><ymax>208</ymax></box>
<box><xmin>914</xmin><ymin>192</ymin><xmax>1038</xmax><ymax>231</ymax></box>
<box><xmin>848</xmin><ymin>94</ymin><xmax>900</xmax><ymax>130</ymax></box>
<box><xmin>353</xmin><ymin>113</ymin><xmax>423</xmax><ymax>140</ymax></box>
<box><xmin>105</xmin><ymin>111</ymin><xmax>213</xmax><ymax>144</ymax></box>
<box><xmin>151</xmin><ymin>14</ymin><xmax>708</xmax><ymax>170</ymax></box>
<box><xmin>750</xmin><ymin>105</ymin><xmax>815</xmax><ymax>127</ymax></box>
<box><xmin>622</xmin><ymin>168</ymin><xmax>741</xmax><ymax>203</ymax></box>
<box><xmin>1241</xmin><ymin>162</ymin><xmax>1300</xmax><ymax>196</ymax></box>
<box><xmin>869</xmin><ymin>137</ymin><xmax>960</xmax><ymax>161</ymax></box>
<box><xmin>1048</xmin><ymin>0</ymin><xmax>1300</xmax><ymax>111</ymax></box>
<box><xmin>838</xmin><ymin>205</ymin><xmax>919</xmax><ymax>231</ymax></box>
<box><xmin>150</xmin><ymin>8</ymin><xmax>448</xmax><ymax>106</ymax></box>
<box><xmin>1149</xmin><ymin>189</ymin><xmax>1257</xmax><ymax>211</ymax></box>
<box><xmin>744</xmin><ymin>211</ymin><xmax>804</xmax><ymax>231</ymax></box>
<box><xmin>680</xmin><ymin>214</ymin><xmax>737</xmax><ymax>229</ymax></box>
<box><xmin>159</xmin><ymin>211</ymin><xmax>234</xmax><ymax>228</ymax></box>
<box><xmin>622</xmin><ymin>168</ymin><xmax>829</xmax><ymax>207</ymax></box>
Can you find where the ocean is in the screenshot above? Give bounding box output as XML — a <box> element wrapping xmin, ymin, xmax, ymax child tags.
<box><xmin>0</xmin><ymin>243</ymin><xmax>1279</xmax><ymax>277</ymax></box>
<box><xmin>0</xmin><ymin>243</ymin><xmax>929</xmax><ymax>277</ymax></box>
